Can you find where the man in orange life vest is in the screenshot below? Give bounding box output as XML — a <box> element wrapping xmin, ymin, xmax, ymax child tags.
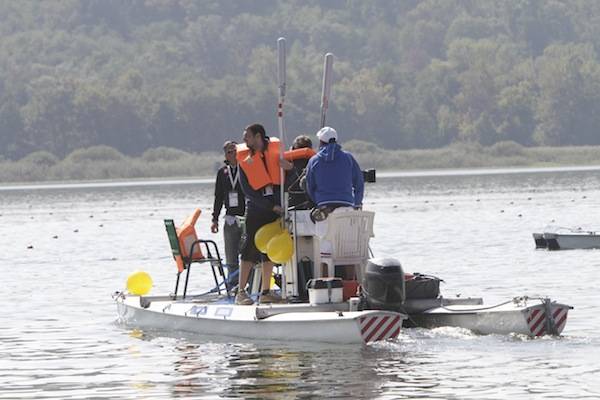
<box><xmin>235</xmin><ymin>123</ymin><xmax>293</xmax><ymax>305</ymax></box>
<box><xmin>210</xmin><ymin>140</ymin><xmax>245</xmax><ymax>286</ymax></box>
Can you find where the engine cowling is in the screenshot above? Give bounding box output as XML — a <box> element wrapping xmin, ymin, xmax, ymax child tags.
<box><xmin>360</xmin><ymin>257</ymin><xmax>405</xmax><ymax>311</ymax></box>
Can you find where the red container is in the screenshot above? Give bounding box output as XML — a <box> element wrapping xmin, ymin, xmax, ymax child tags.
<box><xmin>342</xmin><ymin>280</ymin><xmax>359</xmax><ymax>300</ymax></box>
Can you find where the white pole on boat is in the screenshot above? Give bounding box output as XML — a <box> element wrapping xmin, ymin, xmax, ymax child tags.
<box><xmin>277</xmin><ymin>37</ymin><xmax>288</xmax><ymax>298</ymax></box>
<box><xmin>277</xmin><ymin>37</ymin><xmax>287</xmax><ymax>226</ymax></box>
<box><xmin>316</xmin><ymin>52</ymin><xmax>333</xmax><ymax>279</ymax></box>
<box><xmin>320</xmin><ymin>53</ymin><xmax>334</xmax><ymax>129</ymax></box>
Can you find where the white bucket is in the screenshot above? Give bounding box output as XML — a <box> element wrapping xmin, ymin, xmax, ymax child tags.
<box><xmin>348</xmin><ymin>297</ymin><xmax>360</xmax><ymax>311</ymax></box>
<box><xmin>307</xmin><ymin>278</ymin><xmax>343</xmax><ymax>304</ymax></box>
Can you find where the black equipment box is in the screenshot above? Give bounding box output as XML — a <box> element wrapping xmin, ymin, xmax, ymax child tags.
<box><xmin>405</xmin><ymin>274</ymin><xmax>441</xmax><ymax>299</ymax></box>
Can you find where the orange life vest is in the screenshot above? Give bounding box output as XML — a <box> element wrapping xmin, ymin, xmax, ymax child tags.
<box><xmin>283</xmin><ymin>147</ymin><xmax>316</xmax><ymax>161</ymax></box>
<box><xmin>174</xmin><ymin>208</ymin><xmax>203</xmax><ymax>272</ymax></box>
<box><xmin>236</xmin><ymin>138</ymin><xmax>282</xmax><ymax>190</ymax></box>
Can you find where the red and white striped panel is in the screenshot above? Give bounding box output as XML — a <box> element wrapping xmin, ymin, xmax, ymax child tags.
<box><xmin>358</xmin><ymin>314</ymin><xmax>402</xmax><ymax>343</ymax></box>
<box><xmin>526</xmin><ymin>306</ymin><xmax>570</xmax><ymax>336</ymax></box>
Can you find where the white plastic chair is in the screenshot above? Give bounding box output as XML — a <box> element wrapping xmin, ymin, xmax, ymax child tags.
<box><xmin>321</xmin><ymin>210</ymin><xmax>375</xmax><ymax>277</ymax></box>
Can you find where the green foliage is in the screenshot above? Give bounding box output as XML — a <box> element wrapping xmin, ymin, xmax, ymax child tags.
<box><xmin>486</xmin><ymin>141</ymin><xmax>526</xmax><ymax>157</ymax></box>
<box><xmin>141</xmin><ymin>147</ymin><xmax>190</xmax><ymax>162</ymax></box>
<box><xmin>19</xmin><ymin>151</ymin><xmax>60</xmax><ymax>167</ymax></box>
<box><xmin>1</xmin><ymin>142</ymin><xmax>600</xmax><ymax>183</ymax></box>
<box><xmin>3</xmin><ymin>0</ymin><xmax>600</xmax><ymax>163</ymax></box>
<box><xmin>64</xmin><ymin>145</ymin><xmax>125</xmax><ymax>163</ymax></box>
<box><xmin>344</xmin><ymin>139</ymin><xmax>384</xmax><ymax>155</ymax></box>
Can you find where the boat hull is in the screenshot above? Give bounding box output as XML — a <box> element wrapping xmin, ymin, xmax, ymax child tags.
<box><xmin>407</xmin><ymin>298</ymin><xmax>571</xmax><ymax>336</ymax></box>
<box><xmin>532</xmin><ymin>233</ymin><xmax>547</xmax><ymax>249</ymax></box>
<box><xmin>116</xmin><ymin>294</ymin><xmax>405</xmax><ymax>344</ymax></box>
<box><xmin>543</xmin><ymin>232</ymin><xmax>600</xmax><ymax>250</ymax></box>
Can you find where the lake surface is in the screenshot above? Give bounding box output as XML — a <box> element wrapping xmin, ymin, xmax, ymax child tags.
<box><xmin>1</xmin><ymin>167</ymin><xmax>599</xmax><ymax>399</ymax></box>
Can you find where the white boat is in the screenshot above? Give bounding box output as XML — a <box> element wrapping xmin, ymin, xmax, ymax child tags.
<box><xmin>543</xmin><ymin>230</ymin><xmax>600</xmax><ymax>250</ymax></box>
<box><xmin>114</xmin><ymin>39</ymin><xmax>572</xmax><ymax>343</ymax></box>
<box><xmin>115</xmin><ymin>293</ymin><xmax>404</xmax><ymax>344</ymax></box>
<box><xmin>115</xmin><ymin>207</ymin><xmax>408</xmax><ymax>345</ymax></box>
<box><xmin>113</xmin><ymin>40</ymin><xmax>410</xmax><ymax>346</ymax></box>
<box><xmin>403</xmin><ymin>296</ymin><xmax>572</xmax><ymax>336</ymax></box>
<box><xmin>114</xmin><ymin>207</ymin><xmax>574</xmax><ymax>341</ymax></box>
<box><xmin>533</xmin><ymin>226</ymin><xmax>600</xmax><ymax>250</ymax></box>
<box><xmin>114</xmin><ymin>207</ymin><xmax>573</xmax><ymax>340</ymax></box>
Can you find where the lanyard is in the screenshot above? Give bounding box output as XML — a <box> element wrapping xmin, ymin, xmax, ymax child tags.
<box><xmin>227</xmin><ymin>165</ymin><xmax>239</xmax><ymax>189</ymax></box>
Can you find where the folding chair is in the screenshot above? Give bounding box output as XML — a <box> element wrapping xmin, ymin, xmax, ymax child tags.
<box><xmin>164</xmin><ymin>208</ymin><xmax>230</xmax><ymax>300</ymax></box>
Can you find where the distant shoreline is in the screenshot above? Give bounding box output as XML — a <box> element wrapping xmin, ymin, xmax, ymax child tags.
<box><xmin>2</xmin><ymin>141</ymin><xmax>600</xmax><ymax>186</ymax></box>
<box><xmin>2</xmin><ymin>164</ymin><xmax>600</xmax><ymax>191</ymax></box>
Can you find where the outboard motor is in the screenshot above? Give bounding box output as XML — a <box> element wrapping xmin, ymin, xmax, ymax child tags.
<box><xmin>360</xmin><ymin>258</ymin><xmax>405</xmax><ymax>311</ymax></box>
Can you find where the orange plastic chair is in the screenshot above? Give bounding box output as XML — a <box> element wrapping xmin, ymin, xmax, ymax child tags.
<box><xmin>164</xmin><ymin>208</ymin><xmax>229</xmax><ymax>299</ymax></box>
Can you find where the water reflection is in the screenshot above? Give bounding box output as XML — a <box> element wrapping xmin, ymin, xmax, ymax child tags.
<box><xmin>157</xmin><ymin>326</ymin><xmax>592</xmax><ymax>400</ymax></box>
<box><xmin>121</xmin><ymin>327</ymin><xmax>472</xmax><ymax>399</ymax></box>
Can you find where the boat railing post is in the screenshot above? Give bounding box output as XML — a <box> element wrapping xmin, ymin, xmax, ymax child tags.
<box><xmin>173</xmin><ymin>272</ymin><xmax>180</xmax><ymax>300</ymax></box>
<box><xmin>543</xmin><ymin>297</ymin><xmax>558</xmax><ymax>335</ymax></box>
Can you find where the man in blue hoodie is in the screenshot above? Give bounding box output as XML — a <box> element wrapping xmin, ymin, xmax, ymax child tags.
<box><xmin>305</xmin><ymin>127</ymin><xmax>364</xmax><ymax>209</ymax></box>
<box><xmin>305</xmin><ymin>127</ymin><xmax>365</xmax><ymax>277</ymax></box>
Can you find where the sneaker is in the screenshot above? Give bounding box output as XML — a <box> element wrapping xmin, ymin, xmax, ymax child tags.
<box><xmin>235</xmin><ymin>289</ymin><xmax>254</xmax><ymax>305</ymax></box>
<box><xmin>260</xmin><ymin>291</ymin><xmax>284</xmax><ymax>304</ymax></box>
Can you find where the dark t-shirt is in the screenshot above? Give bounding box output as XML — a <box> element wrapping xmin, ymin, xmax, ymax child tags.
<box><xmin>285</xmin><ymin>158</ymin><xmax>314</xmax><ymax>209</ymax></box>
<box><xmin>211</xmin><ymin>164</ymin><xmax>246</xmax><ymax>223</ymax></box>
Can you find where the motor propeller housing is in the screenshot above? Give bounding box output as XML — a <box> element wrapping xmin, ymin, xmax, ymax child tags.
<box><xmin>360</xmin><ymin>257</ymin><xmax>405</xmax><ymax>311</ymax></box>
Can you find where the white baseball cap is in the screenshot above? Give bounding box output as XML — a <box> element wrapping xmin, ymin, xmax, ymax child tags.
<box><xmin>316</xmin><ymin>126</ymin><xmax>338</xmax><ymax>143</ymax></box>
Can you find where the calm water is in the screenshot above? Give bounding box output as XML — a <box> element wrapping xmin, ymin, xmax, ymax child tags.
<box><xmin>1</xmin><ymin>168</ymin><xmax>600</xmax><ymax>399</ymax></box>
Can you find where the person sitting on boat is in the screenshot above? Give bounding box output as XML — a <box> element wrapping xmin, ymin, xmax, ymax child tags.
<box><xmin>285</xmin><ymin>135</ymin><xmax>316</xmax><ymax>210</ymax></box>
<box><xmin>305</xmin><ymin>126</ymin><xmax>364</xmax><ymax>211</ymax></box>
<box><xmin>235</xmin><ymin>123</ymin><xmax>293</xmax><ymax>305</ymax></box>
<box><xmin>210</xmin><ymin>140</ymin><xmax>246</xmax><ymax>286</ymax></box>
<box><xmin>305</xmin><ymin>126</ymin><xmax>364</xmax><ymax>277</ymax></box>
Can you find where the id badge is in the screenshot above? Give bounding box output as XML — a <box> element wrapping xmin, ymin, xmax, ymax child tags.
<box><xmin>263</xmin><ymin>185</ymin><xmax>273</xmax><ymax>196</ymax></box>
<box><xmin>228</xmin><ymin>191</ymin><xmax>239</xmax><ymax>208</ymax></box>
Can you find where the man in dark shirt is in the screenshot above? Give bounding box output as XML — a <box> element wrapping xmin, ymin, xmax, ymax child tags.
<box><xmin>286</xmin><ymin>134</ymin><xmax>315</xmax><ymax>210</ymax></box>
<box><xmin>211</xmin><ymin>140</ymin><xmax>246</xmax><ymax>285</ymax></box>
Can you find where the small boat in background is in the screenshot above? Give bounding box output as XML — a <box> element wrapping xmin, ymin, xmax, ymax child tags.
<box><xmin>533</xmin><ymin>226</ymin><xmax>600</xmax><ymax>250</ymax></box>
<box><xmin>533</xmin><ymin>232</ymin><xmax>547</xmax><ymax>249</ymax></box>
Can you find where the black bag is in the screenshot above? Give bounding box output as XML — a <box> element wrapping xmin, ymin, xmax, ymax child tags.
<box><xmin>405</xmin><ymin>273</ymin><xmax>442</xmax><ymax>299</ymax></box>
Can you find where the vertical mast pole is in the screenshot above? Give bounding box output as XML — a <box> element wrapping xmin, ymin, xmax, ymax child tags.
<box><xmin>320</xmin><ymin>53</ymin><xmax>334</xmax><ymax>129</ymax></box>
<box><xmin>277</xmin><ymin>37</ymin><xmax>288</xmax><ymax>298</ymax></box>
<box><xmin>277</xmin><ymin>37</ymin><xmax>287</xmax><ymax>226</ymax></box>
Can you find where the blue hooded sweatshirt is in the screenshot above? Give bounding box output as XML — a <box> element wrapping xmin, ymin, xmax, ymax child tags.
<box><xmin>305</xmin><ymin>142</ymin><xmax>364</xmax><ymax>207</ymax></box>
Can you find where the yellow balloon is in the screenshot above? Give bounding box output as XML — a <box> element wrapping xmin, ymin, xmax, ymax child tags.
<box><xmin>254</xmin><ymin>219</ymin><xmax>284</xmax><ymax>253</ymax></box>
<box><xmin>266</xmin><ymin>231</ymin><xmax>294</xmax><ymax>264</ymax></box>
<box><xmin>126</xmin><ymin>270</ymin><xmax>153</xmax><ymax>295</ymax></box>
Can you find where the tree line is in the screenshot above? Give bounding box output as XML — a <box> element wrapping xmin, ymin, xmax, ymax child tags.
<box><xmin>2</xmin><ymin>0</ymin><xmax>600</xmax><ymax>160</ymax></box>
